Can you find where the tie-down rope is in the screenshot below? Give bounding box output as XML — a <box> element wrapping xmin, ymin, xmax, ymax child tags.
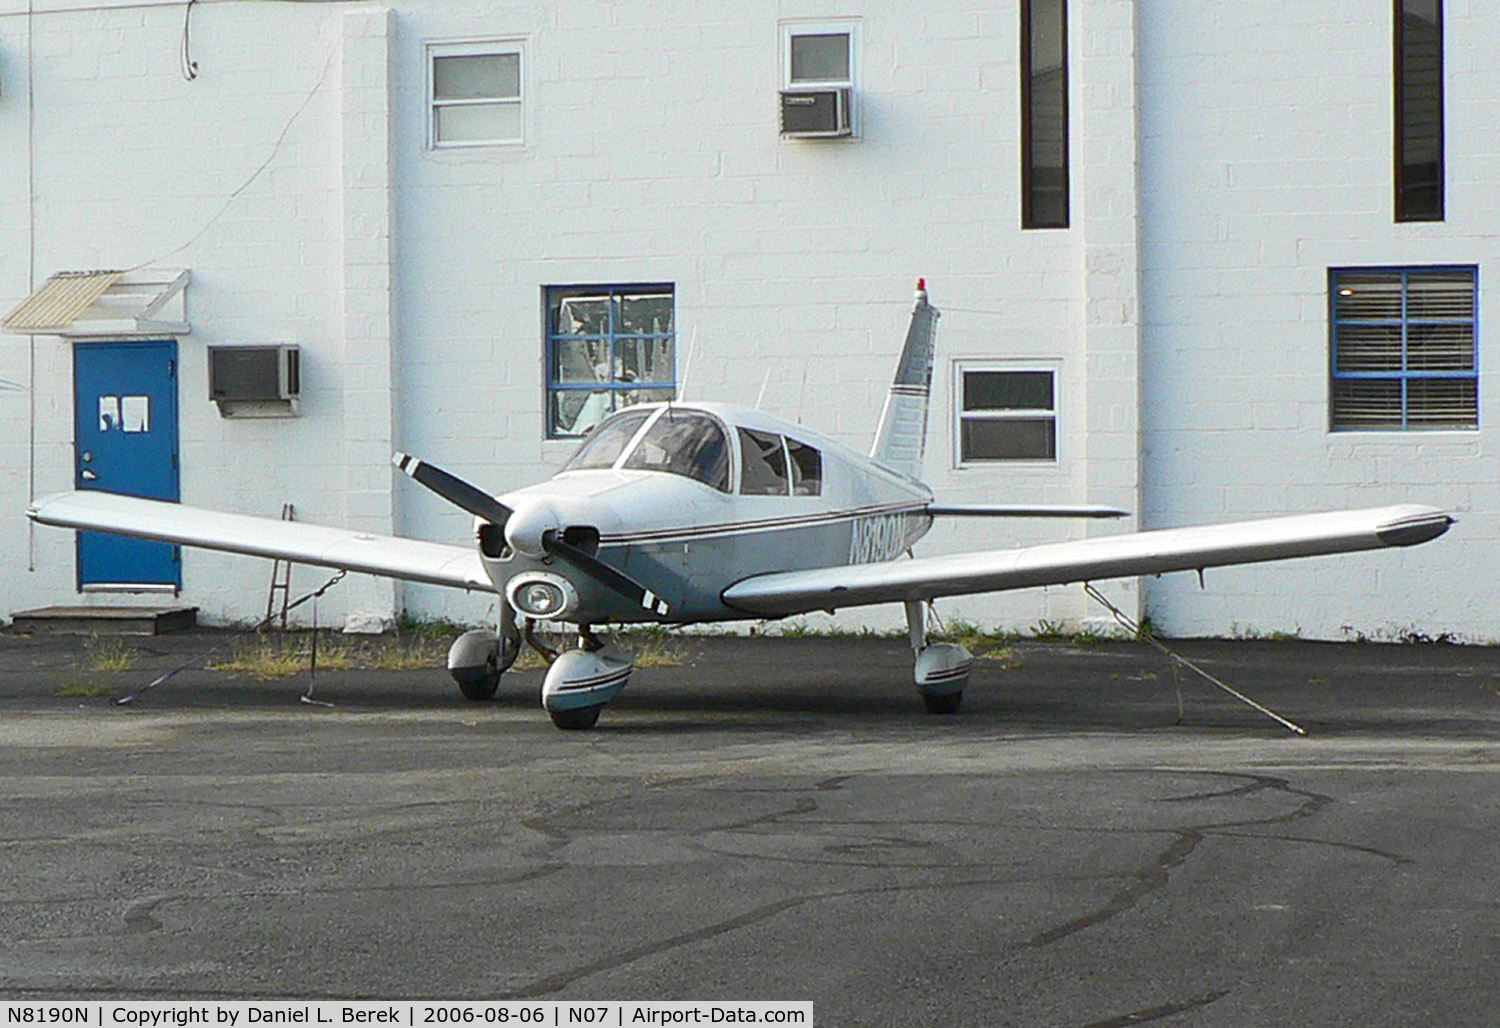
<box><xmin>1083</xmin><ymin>581</ymin><xmax>1307</xmax><ymax>737</ymax></box>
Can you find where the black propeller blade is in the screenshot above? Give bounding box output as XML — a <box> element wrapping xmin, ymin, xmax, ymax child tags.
<box><xmin>545</xmin><ymin>533</ymin><xmax>671</xmax><ymax>617</ymax></box>
<box><xmin>393</xmin><ymin>452</ymin><xmax>513</xmax><ymax>526</ymax></box>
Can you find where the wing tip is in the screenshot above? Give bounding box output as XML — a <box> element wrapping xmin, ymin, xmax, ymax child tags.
<box><xmin>1376</xmin><ymin>509</ymin><xmax>1455</xmax><ymax>548</ymax></box>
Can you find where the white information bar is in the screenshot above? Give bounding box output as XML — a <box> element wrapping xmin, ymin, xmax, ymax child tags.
<box><xmin>1</xmin><ymin>1002</ymin><xmax>813</xmax><ymax>1028</ymax></box>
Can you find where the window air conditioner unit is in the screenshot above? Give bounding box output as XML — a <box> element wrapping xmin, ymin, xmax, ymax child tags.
<box><xmin>208</xmin><ymin>344</ymin><xmax>301</xmax><ymax>417</ymax></box>
<box><xmin>779</xmin><ymin>88</ymin><xmax>852</xmax><ymax>138</ymax></box>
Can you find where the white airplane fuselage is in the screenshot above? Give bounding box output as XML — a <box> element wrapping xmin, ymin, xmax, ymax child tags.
<box><xmin>486</xmin><ymin>402</ymin><xmax>933</xmax><ymax>625</ymax></box>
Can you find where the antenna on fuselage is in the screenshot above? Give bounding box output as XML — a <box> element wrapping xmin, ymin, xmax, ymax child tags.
<box><xmin>676</xmin><ymin>325</ymin><xmax>699</xmax><ymax>403</ymax></box>
<box><xmin>755</xmin><ymin>365</ymin><xmax>773</xmax><ymax>410</ymax></box>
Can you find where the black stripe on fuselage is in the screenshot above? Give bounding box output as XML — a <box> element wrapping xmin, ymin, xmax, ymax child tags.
<box><xmin>599</xmin><ymin>500</ymin><xmax>929</xmax><ymax>547</ymax></box>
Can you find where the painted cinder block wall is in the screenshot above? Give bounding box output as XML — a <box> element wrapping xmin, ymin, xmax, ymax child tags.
<box><xmin>0</xmin><ymin>0</ymin><xmax>1484</xmax><ymax>639</ymax></box>
<box><xmin>1137</xmin><ymin>0</ymin><xmax>1495</xmax><ymax>641</ymax></box>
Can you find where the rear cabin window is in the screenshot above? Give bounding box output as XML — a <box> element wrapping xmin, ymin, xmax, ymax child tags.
<box><xmin>738</xmin><ymin>429</ymin><xmax>823</xmax><ymax>496</ymax></box>
<box><xmin>621</xmin><ymin>409</ymin><xmax>730</xmax><ymax>491</ymax></box>
<box><xmin>788</xmin><ymin>438</ymin><xmax>822</xmax><ymax>495</ymax></box>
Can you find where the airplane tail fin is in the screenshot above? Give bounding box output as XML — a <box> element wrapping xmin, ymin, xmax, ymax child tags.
<box><xmin>869</xmin><ymin>280</ymin><xmax>940</xmax><ymax>481</ymax></box>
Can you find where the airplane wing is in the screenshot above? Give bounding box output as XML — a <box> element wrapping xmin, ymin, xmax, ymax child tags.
<box><xmin>722</xmin><ymin>504</ymin><xmax>1453</xmax><ymax>617</ymax></box>
<box><xmin>27</xmin><ymin>491</ymin><xmax>493</xmax><ymax>592</ymax></box>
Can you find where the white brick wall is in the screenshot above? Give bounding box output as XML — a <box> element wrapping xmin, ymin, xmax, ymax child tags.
<box><xmin>0</xmin><ymin>0</ymin><xmax>1487</xmax><ymax>640</ymax></box>
<box><xmin>1139</xmin><ymin>0</ymin><xmax>1495</xmax><ymax>640</ymax></box>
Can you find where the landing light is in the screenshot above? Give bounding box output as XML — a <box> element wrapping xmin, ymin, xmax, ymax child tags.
<box><xmin>507</xmin><ymin>571</ymin><xmax>580</xmax><ymax>619</ymax></box>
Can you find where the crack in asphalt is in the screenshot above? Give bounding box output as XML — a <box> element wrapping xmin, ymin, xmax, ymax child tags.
<box><xmin>1026</xmin><ymin>771</ymin><xmax>1348</xmax><ymax>949</ymax></box>
<box><xmin>493</xmin><ymin>768</ymin><xmax>1407</xmax><ymax>1011</ymax></box>
<box><xmin>1079</xmin><ymin>989</ymin><xmax>1231</xmax><ymax>1028</ymax></box>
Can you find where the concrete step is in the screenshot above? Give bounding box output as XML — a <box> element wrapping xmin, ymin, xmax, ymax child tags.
<box><xmin>9</xmin><ymin>605</ymin><xmax>199</xmax><ymax>636</ymax></box>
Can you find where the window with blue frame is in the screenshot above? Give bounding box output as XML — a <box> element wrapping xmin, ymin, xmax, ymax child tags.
<box><xmin>546</xmin><ymin>284</ymin><xmax>675</xmax><ymax>438</ymax></box>
<box><xmin>1330</xmin><ymin>266</ymin><xmax>1477</xmax><ymax>430</ymax></box>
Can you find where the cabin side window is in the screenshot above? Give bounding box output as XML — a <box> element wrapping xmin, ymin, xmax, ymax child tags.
<box><xmin>738</xmin><ymin>430</ymin><xmax>823</xmax><ymax>496</ymax></box>
<box><xmin>740</xmin><ymin>429</ymin><xmax>790</xmax><ymax>495</ymax></box>
<box><xmin>787</xmin><ymin>438</ymin><xmax>822</xmax><ymax>496</ymax></box>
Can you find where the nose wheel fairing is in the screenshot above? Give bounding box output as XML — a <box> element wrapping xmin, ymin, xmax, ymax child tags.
<box><xmin>541</xmin><ymin>639</ymin><xmax>634</xmax><ymax>730</ymax></box>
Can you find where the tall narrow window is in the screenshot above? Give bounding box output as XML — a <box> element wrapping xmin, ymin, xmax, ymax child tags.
<box><xmin>1395</xmin><ymin>0</ymin><xmax>1444</xmax><ymax>222</ymax></box>
<box><xmin>1021</xmin><ymin>0</ymin><xmax>1068</xmax><ymax>229</ymax></box>
<box><xmin>546</xmin><ymin>285</ymin><xmax>676</xmax><ymax>438</ymax></box>
<box><xmin>1330</xmin><ymin>267</ymin><xmax>1477</xmax><ymax>430</ymax></box>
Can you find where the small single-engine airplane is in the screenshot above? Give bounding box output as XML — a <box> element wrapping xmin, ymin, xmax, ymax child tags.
<box><xmin>29</xmin><ymin>282</ymin><xmax>1453</xmax><ymax>728</ymax></box>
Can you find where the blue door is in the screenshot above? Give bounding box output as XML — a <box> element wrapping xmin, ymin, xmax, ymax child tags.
<box><xmin>73</xmin><ymin>341</ymin><xmax>181</xmax><ymax>591</ymax></box>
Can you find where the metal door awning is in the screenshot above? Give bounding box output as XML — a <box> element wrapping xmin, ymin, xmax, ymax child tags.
<box><xmin>2</xmin><ymin>268</ymin><xmax>190</xmax><ymax>337</ymax></box>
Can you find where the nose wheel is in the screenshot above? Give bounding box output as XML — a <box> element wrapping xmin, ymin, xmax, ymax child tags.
<box><xmin>549</xmin><ymin>704</ymin><xmax>604</xmax><ymax>730</ymax></box>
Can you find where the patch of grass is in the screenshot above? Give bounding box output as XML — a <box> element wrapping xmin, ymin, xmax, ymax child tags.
<box><xmin>626</xmin><ymin>632</ymin><xmax>689</xmax><ymax>668</ymax></box>
<box><xmin>936</xmin><ymin>619</ymin><xmax>1019</xmax><ymax>650</ymax></box>
<box><xmin>975</xmin><ymin>645</ymin><xmax>1024</xmax><ymax>670</ymax></box>
<box><xmin>509</xmin><ymin>629</ymin><xmax>690</xmax><ymax>670</ymax></box>
<box><xmin>1031</xmin><ymin>618</ymin><xmax>1070</xmax><ymax>640</ymax></box>
<box><xmin>396</xmin><ymin>613</ymin><xmax>479</xmax><ymax>639</ymax></box>
<box><xmin>56</xmin><ymin>681</ymin><xmax>117</xmax><ymax>697</ymax></box>
<box><xmin>210</xmin><ymin>635</ymin><xmax>358</xmax><ymax>679</ymax></box>
<box><xmin>82</xmin><ymin>636</ymin><xmax>137</xmax><ymax>672</ymax></box>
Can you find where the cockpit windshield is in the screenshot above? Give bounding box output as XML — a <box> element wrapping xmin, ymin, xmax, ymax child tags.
<box><xmin>621</xmin><ymin>409</ymin><xmax>731</xmax><ymax>491</ymax></box>
<box><xmin>563</xmin><ymin>409</ymin><xmax>654</xmax><ymax>471</ymax></box>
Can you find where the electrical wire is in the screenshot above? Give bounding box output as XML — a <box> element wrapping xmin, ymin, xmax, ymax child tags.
<box><xmin>128</xmin><ymin>40</ymin><xmax>338</xmax><ymax>271</ymax></box>
<box><xmin>179</xmin><ymin>0</ymin><xmax>198</xmax><ymax>81</ymax></box>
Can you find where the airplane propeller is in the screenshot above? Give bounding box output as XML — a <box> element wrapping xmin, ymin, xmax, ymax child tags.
<box><xmin>545</xmin><ymin>531</ymin><xmax>671</xmax><ymax>616</ymax></box>
<box><xmin>392</xmin><ymin>452</ymin><xmax>669</xmax><ymax>617</ymax></box>
<box><xmin>393</xmin><ymin>453</ymin><xmax>513</xmax><ymax>527</ymax></box>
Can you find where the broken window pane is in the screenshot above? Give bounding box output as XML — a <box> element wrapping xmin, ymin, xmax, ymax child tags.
<box><xmin>547</xmin><ymin>285</ymin><xmax>675</xmax><ymax>437</ymax></box>
<box><xmin>615</xmin><ymin>337</ymin><xmax>674</xmax><ymax>385</ymax></box>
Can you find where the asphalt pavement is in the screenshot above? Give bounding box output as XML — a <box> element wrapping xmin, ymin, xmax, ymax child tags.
<box><xmin>1</xmin><ymin>628</ymin><xmax>1498</xmax><ymax>1026</ymax></box>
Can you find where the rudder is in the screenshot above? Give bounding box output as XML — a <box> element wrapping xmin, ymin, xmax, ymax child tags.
<box><xmin>869</xmin><ymin>280</ymin><xmax>940</xmax><ymax>482</ymax></box>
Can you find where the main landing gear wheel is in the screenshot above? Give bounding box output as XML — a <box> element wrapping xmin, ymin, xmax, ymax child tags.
<box><xmin>922</xmin><ymin>690</ymin><xmax>964</xmax><ymax>715</ymax></box>
<box><xmin>549</xmin><ymin>704</ymin><xmax>604</xmax><ymax>730</ymax></box>
<box><xmin>455</xmin><ymin>662</ymin><xmax>501</xmax><ymax>702</ymax></box>
<box><xmin>448</xmin><ymin>628</ymin><xmax>506</xmax><ymax>701</ymax></box>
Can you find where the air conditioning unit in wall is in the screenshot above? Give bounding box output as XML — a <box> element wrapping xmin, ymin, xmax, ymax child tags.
<box><xmin>208</xmin><ymin>344</ymin><xmax>301</xmax><ymax>417</ymax></box>
<box><xmin>779</xmin><ymin>88</ymin><xmax>852</xmax><ymax>138</ymax></box>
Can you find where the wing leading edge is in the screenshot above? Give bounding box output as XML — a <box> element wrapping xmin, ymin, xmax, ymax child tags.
<box><xmin>722</xmin><ymin>504</ymin><xmax>1453</xmax><ymax>617</ymax></box>
<box><xmin>28</xmin><ymin>492</ymin><xmax>492</xmax><ymax>592</ymax></box>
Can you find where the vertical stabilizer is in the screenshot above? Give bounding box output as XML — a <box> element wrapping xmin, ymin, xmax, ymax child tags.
<box><xmin>869</xmin><ymin>280</ymin><xmax>940</xmax><ymax>481</ymax></box>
